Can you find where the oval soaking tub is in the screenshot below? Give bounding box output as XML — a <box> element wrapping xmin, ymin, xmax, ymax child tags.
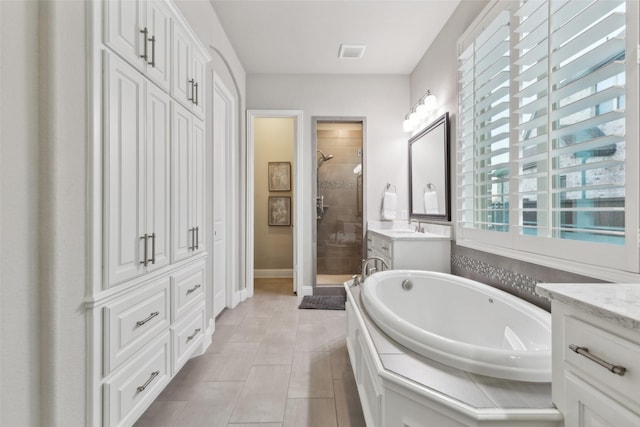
<box><xmin>361</xmin><ymin>270</ymin><xmax>551</xmax><ymax>382</ymax></box>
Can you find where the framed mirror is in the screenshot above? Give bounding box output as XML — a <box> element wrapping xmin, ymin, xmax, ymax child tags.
<box><xmin>408</xmin><ymin>112</ymin><xmax>451</xmax><ymax>221</ymax></box>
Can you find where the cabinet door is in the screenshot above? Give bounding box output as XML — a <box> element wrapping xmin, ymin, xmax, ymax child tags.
<box><xmin>565</xmin><ymin>374</ymin><xmax>640</xmax><ymax>427</ymax></box>
<box><xmin>191</xmin><ymin>49</ymin><xmax>206</xmax><ymax>119</ymax></box>
<box><xmin>145</xmin><ymin>0</ymin><xmax>171</xmax><ymax>91</ymax></box>
<box><xmin>104</xmin><ymin>0</ymin><xmax>145</xmax><ymax>73</ymax></box>
<box><xmin>105</xmin><ymin>53</ymin><xmax>145</xmax><ymax>287</ymax></box>
<box><xmin>191</xmin><ymin>118</ymin><xmax>206</xmax><ymax>253</ymax></box>
<box><xmin>145</xmin><ymin>84</ymin><xmax>171</xmax><ymax>271</ymax></box>
<box><xmin>171</xmin><ymin>23</ymin><xmax>193</xmax><ymax>110</ymax></box>
<box><xmin>172</xmin><ymin>103</ymin><xmax>193</xmax><ymax>262</ymax></box>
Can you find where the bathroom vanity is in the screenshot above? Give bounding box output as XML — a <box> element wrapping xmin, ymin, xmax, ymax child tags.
<box><xmin>537</xmin><ymin>283</ymin><xmax>640</xmax><ymax>427</ymax></box>
<box><xmin>366</xmin><ymin>225</ymin><xmax>451</xmax><ymax>273</ymax></box>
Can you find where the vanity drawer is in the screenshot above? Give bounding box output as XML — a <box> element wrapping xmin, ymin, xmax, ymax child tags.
<box><xmin>563</xmin><ymin>315</ymin><xmax>640</xmax><ymax>401</ymax></box>
<box><xmin>171</xmin><ymin>261</ymin><xmax>205</xmax><ymax>322</ymax></box>
<box><xmin>103</xmin><ymin>332</ymin><xmax>171</xmax><ymax>427</ymax></box>
<box><xmin>103</xmin><ymin>277</ymin><xmax>171</xmax><ymax>375</ymax></box>
<box><xmin>171</xmin><ymin>302</ymin><xmax>205</xmax><ymax>374</ymax></box>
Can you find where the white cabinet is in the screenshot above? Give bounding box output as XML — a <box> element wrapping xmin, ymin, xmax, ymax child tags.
<box><xmin>172</xmin><ymin>102</ymin><xmax>205</xmax><ymax>262</ymax></box>
<box><xmin>104</xmin><ymin>52</ymin><xmax>171</xmax><ymax>287</ymax></box>
<box><xmin>104</xmin><ymin>0</ymin><xmax>171</xmax><ymax>91</ymax></box>
<box><xmin>172</xmin><ymin>21</ymin><xmax>206</xmax><ymax>118</ymax></box>
<box><xmin>366</xmin><ymin>230</ymin><xmax>451</xmax><ymax>273</ymax></box>
<box><xmin>543</xmin><ymin>292</ymin><xmax>640</xmax><ymax>427</ymax></box>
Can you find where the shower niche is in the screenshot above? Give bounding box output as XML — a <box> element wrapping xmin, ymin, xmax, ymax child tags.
<box><xmin>315</xmin><ymin>121</ymin><xmax>364</xmax><ymax>287</ymax></box>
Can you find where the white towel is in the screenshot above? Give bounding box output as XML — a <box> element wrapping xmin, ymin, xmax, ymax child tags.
<box><xmin>382</xmin><ymin>191</ymin><xmax>396</xmax><ymax>220</ymax></box>
<box><xmin>424</xmin><ymin>191</ymin><xmax>439</xmax><ymax>214</ymax></box>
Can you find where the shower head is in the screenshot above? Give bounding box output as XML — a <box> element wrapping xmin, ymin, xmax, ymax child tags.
<box><xmin>317</xmin><ymin>150</ymin><xmax>334</xmax><ymax>162</ymax></box>
<box><xmin>317</xmin><ymin>150</ymin><xmax>334</xmax><ymax>168</ymax></box>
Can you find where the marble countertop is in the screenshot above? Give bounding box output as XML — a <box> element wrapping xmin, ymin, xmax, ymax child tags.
<box><xmin>536</xmin><ymin>283</ymin><xmax>640</xmax><ymax>331</ymax></box>
<box><xmin>369</xmin><ymin>228</ymin><xmax>451</xmax><ymax>241</ymax></box>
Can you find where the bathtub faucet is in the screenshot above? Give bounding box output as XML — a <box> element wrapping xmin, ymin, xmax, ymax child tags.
<box><xmin>361</xmin><ymin>256</ymin><xmax>390</xmax><ymax>282</ymax></box>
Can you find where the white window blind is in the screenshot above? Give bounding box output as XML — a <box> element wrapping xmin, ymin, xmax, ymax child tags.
<box><xmin>458</xmin><ymin>0</ymin><xmax>638</xmax><ymax>274</ymax></box>
<box><xmin>458</xmin><ymin>9</ymin><xmax>511</xmax><ymax>233</ymax></box>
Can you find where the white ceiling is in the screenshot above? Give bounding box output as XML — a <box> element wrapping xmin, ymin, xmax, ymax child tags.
<box><xmin>209</xmin><ymin>0</ymin><xmax>461</xmax><ymax>75</ymax></box>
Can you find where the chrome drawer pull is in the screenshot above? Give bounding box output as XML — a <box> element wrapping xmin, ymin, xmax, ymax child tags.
<box><xmin>136</xmin><ymin>311</ymin><xmax>159</xmax><ymax>327</ymax></box>
<box><xmin>186</xmin><ymin>284</ymin><xmax>201</xmax><ymax>295</ymax></box>
<box><xmin>139</xmin><ymin>27</ymin><xmax>149</xmax><ymax>61</ymax></box>
<box><xmin>569</xmin><ymin>344</ymin><xmax>626</xmax><ymax>376</ymax></box>
<box><xmin>187</xmin><ymin>328</ymin><xmax>201</xmax><ymax>341</ymax></box>
<box><xmin>381</xmin><ymin>245</ymin><xmax>389</xmax><ymax>250</ymax></box>
<box><xmin>137</xmin><ymin>370</ymin><xmax>160</xmax><ymax>392</ymax></box>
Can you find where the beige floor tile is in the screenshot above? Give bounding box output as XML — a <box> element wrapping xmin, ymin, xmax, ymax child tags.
<box><xmin>253</xmin><ymin>342</ymin><xmax>295</xmax><ymax>365</ymax></box>
<box><xmin>283</xmin><ymin>398</ymin><xmax>338</xmax><ymax>427</ymax></box>
<box><xmin>288</xmin><ymin>351</ymin><xmax>334</xmax><ymax>398</ymax></box>
<box><xmin>168</xmin><ymin>382</ymin><xmax>245</xmax><ymax>427</ymax></box>
<box><xmin>329</xmin><ymin>344</ymin><xmax>353</xmax><ymax>380</ymax></box>
<box><xmin>133</xmin><ymin>401</ymin><xmax>186</xmax><ymax>427</ymax></box>
<box><xmin>229</xmin><ymin>365</ymin><xmax>291</xmax><ymax>423</ymax></box>
<box><xmin>295</xmin><ymin>324</ymin><xmax>330</xmax><ymax>352</ymax></box>
<box><xmin>207</xmin><ymin>324</ymin><xmax>238</xmax><ymax>353</ymax></box>
<box><xmin>229</xmin><ymin>322</ymin><xmax>270</xmax><ymax>342</ymax></box>
<box><xmin>227</xmin><ymin>424</ymin><xmax>282</xmax><ymax>427</ymax></box>
<box><xmin>333</xmin><ymin>379</ymin><xmax>365</xmax><ymax>427</ymax></box>
<box><xmin>203</xmin><ymin>353</ymin><xmax>256</xmax><ymax>381</ymax></box>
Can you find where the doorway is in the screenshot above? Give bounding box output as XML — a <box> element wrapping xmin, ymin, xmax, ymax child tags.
<box><xmin>313</xmin><ymin>119</ymin><xmax>364</xmax><ymax>291</ymax></box>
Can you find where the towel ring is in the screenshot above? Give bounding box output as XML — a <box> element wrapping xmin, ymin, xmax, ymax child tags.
<box><xmin>424</xmin><ymin>183</ymin><xmax>437</xmax><ymax>192</ymax></box>
<box><xmin>385</xmin><ymin>183</ymin><xmax>397</xmax><ymax>193</ymax></box>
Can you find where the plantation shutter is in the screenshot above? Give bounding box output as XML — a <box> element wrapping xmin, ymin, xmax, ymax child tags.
<box><xmin>548</xmin><ymin>0</ymin><xmax>627</xmax><ymax>245</ymax></box>
<box><xmin>458</xmin><ymin>9</ymin><xmax>511</xmax><ymax>232</ymax></box>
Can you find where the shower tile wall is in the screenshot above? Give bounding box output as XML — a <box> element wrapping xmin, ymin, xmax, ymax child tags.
<box><xmin>317</xmin><ymin>123</ymin><xmax>363</xmax><ymax>276</ymax></box>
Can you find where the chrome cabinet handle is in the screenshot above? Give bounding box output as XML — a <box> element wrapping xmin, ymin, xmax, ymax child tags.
<box><xmin>148</xmin><ymin>35</ymin><xmax>156</xmax><ymax>67</ymax></box>
<box><xmin>569</xmin><ymin>344</ymin><xmax>626</xmax><ymax>376</ymax></box>
<box><xmin>188</xmin><ymin>227</ymin><xmax>194</xmax><ymax>251</ymax></box>
<box><xmin>148</xmin><ymin>233</ymin><xmax>156</xmax><ymax>264</ymax></box>
<box><xmin>195</xmin><ymin>226</ymin><xmax>199</xmax><ymax>250</ymax></box>
<box><xmin>188</xmin><ymin>79</ymin><xmax>194</xmax><ymax>102</ymax></box>
<box><xmin>381</xmin><ymin>245</ymin><xmax>389</xmax><ymax>250</ymax></box>
<box><xmin>194</xmin><ymin>82</ymin><xmax>199</xmax><ymax>105</ymax></box>
<box><xmin>140</xmin><ymin>27</ymin><xmax>149</xmax><ymax>61</ymax></box>
<box><xmin>137</xmin><ymin>370</ymin><xmax>160</xmax><ymax>392</ymax></box>
<box><xmin>140</xmin><ymin>234</ymin><xmax>148</xmax><ymax>266</ymax></box>
<box><xmin>136</xmin><ymin>311</ymin><xmax>159</xmax><ymax>327</ymax></box>
<box><xmin>187</xmin><ymin>328</ymin><xmax>201</xmax><ymax>341</ymax></box>
<box><xmin>186</xmin><ymin>284</ymin><xmax>201</xmax><ymax>295</ymax></box>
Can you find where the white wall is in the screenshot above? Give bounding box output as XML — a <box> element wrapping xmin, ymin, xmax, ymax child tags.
<box><xmin>0</xmin><ymin>1</ymin><xmax>41</xmax><ymax>425</ymax></box>
<box><xmin>409</xmin><ymin>0</ymin><xmax>490</xmax><ymax>233</ymax></box>
<box><xmin>247</xmin><ymin>74</ymin><xmax>409</xmax><ymax>288</ymax></box>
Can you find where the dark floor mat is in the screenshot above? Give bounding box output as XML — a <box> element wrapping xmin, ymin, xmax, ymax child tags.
<box><xmin>298</xmin><ymin>295</ymin><xmax>346</xmax><ymax>310</ymax></box>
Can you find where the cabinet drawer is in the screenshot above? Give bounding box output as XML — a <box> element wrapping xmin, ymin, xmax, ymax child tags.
<box><xmin>171</xmin><ymin>302</ymin><xmax>205</xmax><ymax>375</ymax></box>
<box><xmin>104</xmin><ymin>332</ymin><xmax>171</xmax><ymax>427</ymax></box>
<box><xmin>563</xmin><ymin>316</ymin><xmax>640</xmax><ymax>402</ymax></box>
<box><xmin>373</xmin><ymin>237</ymin><xmax>392</xmax><ymax>258</ymax></box>
<box><xmin>104</xmin><ymin>277</ymin><xmax>170</xmax><ymax>375</ymax></box>
<box><xmin>171</xmin><ymin>261</ymin><xmax>205</xmax><ymax>322</ymax></box>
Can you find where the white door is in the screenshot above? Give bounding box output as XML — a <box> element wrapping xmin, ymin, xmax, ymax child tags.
<box><xmin>171</xmin><ymin>23</ymin><xmax>192</xmax><ymax>110</ymax></box>
<box><xmin>212</xmin><ymin>84</ymin><xmax>228</xmax><ymax>316</ymax></box>
<box><xmin>145</xmin><ymin>0</ymin><xmax>171</xmax><ymax>91</ymax></box>
<box><xmin>105</xmin><ymin>53</ymin><xmax>145</xmax><ymax>286</ymax></box>
<box><xmin>192</xmin><ymin>118</ymin><xmax>206</xmax><ymax>254</ymax></box>
<box><xmin>103</xmin><ymin>0</ymin><xmax>144</xmax><ymax>73</ymax></box>
<box><xmin>145</xmin><ymin>83</ymin><xmax>171</xmax><ymax>271</ymax></box>
<box><xmin>172</xmin><ymin>103</ymin><xmax>192</xmax><ymax>262</ymax></box>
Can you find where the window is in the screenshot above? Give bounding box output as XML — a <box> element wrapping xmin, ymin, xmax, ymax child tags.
<box><xmin>457</xmin><ymin>0</ymin><xmax>638</xmax><ymax>274</ymax></box>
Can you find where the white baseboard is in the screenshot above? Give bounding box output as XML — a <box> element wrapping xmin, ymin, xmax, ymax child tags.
<box><xmin>299</xmin><ymin>285</ymin><xmax>313</xmax><ymax>296</ymax></box>
<box><xmin>254</xmin><ymin>268</ymin><xmax>293</xmax><ymax>278</ymax></box>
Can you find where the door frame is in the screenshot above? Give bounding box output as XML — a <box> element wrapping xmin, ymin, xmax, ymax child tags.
<box><xmin>312</xmin><ymin>117</ymin><xmax>367</xmax><ymax>292</ymax></box>
<box><xmin>246</xmin><ymin>110</ymin><xmax>304</xmax><ymax>295</ymax></box>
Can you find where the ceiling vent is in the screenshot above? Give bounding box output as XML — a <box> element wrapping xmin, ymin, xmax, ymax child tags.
<box><xmin>338</xmin><ymin>44</ymin><xmax>366</xmax><ymax>59</ymax></box>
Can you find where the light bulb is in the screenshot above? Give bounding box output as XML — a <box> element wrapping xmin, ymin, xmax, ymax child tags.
<box><xmin>402</xmin><ymin>118</ymin><xmax>413</xmax><ymax>132</ymax></box>
<box><xmin>416</xmin><ymin>103</ymin><xmax>429</xmax><ymax>120</ymax></box>
<box><xmin>409</xmin><ymin>111</ymin><xmax>419</xmax><ymax>125</ymax></box>
<box><xmin>423</xmin><ymin>90</ymin><xmax>437</xmax><ymax>112</ymax></box>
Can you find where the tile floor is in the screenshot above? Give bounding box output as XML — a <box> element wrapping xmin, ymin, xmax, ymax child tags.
<box><xmin>135</xmin><ymin>278</ymin><xmax>366</xmax><ymax>427</ymax></box>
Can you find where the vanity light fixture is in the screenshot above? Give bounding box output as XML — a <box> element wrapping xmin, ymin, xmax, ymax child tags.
<box><xmin>403</xmin><ymin>89</ymin><xmax>439</xmax><ymax>133</ymax></box>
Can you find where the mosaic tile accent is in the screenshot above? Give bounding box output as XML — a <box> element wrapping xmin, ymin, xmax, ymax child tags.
<box><xmin>319</xmin><ymin>179</ymin><xmax>358</xmax><ymax>190</ymax></box>
<box><xmin>451</xmin><ymin>253</ymin><xmax>547</xmax><ymax>300</ymax></box>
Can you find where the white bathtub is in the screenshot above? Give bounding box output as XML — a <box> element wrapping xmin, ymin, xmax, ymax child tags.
<box><xmin>361</xmin><ymin>270</ymin><xmax>551</xmax><ymax>382</ymax></box>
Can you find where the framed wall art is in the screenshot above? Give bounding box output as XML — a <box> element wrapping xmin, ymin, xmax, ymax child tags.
<box><xmin>268</xmin><ymin>196</ymin><xmax>291</xmax><ymax>226</ymax></box>
<box><xmin>268</xmin><ymin>162</ymin><xmax>291</xmax><ymax>192</ymax></box>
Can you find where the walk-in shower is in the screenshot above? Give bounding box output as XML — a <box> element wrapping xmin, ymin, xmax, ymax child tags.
<box><xmin>315</xmin><ymin>121</ymin><xmax>364</xmax><ymax>288</ymax></box>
